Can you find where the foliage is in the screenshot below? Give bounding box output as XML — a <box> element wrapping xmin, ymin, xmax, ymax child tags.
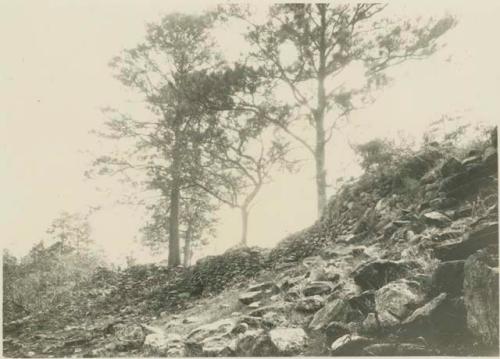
<box><xmin>3</xmin><ymin>212</ymin><xmax>103</xmax><ymax>323</ymax></box>
<box><xmin>222</xmin><ymin>3</ymin><xmax>456</xmax><ymax>214</ymax></box>
<box><xmin>140</xmin><ymin>187</ymin><xmax>217</xmax><ymax>266</ymax></box>
<box><xmin>354</xmin><ymin>138</ymin><xmax>398</xmax><ymax>171</ymax></box>
<box><xmin>3</xmin><ymin>243</ymin><xmax>103</xmax><ymax>323</ymax></box>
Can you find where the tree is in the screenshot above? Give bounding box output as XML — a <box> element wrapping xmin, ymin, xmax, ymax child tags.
<box><xmin>45</xmin><ymin>211</ymin><xmax>92</xmax><ymax>255</ymax></box>
<box><xmin>201</xmin><ymin>128</ymin><xmax>295</xmax><ymax>245</ymax></box>
<box><xmin>140</xmin><ymin>187</ymin><xmax>217</xmax><ymax>266</ymax></box>
<box><xmin>95</xmin><ymin>13</ymin><xmax>265</xmax><ymax>266</ymax></box>
<box><xmin>225</xmin><ymin>4</ymin><xmax>456</xmax><ymax>214</ymax></box>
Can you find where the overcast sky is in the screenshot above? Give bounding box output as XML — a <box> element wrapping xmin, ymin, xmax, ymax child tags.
<box><xmin>1</xmin><ymin>1</ymin><xmax>499</xmax><ymax>264</ymax></box>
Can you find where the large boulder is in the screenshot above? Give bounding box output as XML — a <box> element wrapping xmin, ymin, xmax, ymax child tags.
<box><xmin>401</xmin><ymin>293</ymin><xmax>467</xmax><ymax>337</ymax></box>
<box><xmin>113</xmin><ymin>323</ymin><xmax>145</xmax><ymax>350</ymax></box>
<box><xmin>309</xmin><ymin>299</ymin><xmax>354</xmax><ymax>331</ymax></box>
<box><xmin>463</xmin><ymin>246</ymin><xmax>499</xmax><ymax>347</ymax></box>
<box><xmin>348</xmin><ymin>290</ymin><xmax>375</xmax><ymax>315</ymax></box>
<box><xmin>185</xmin><ymin>319</ymin><xmax>236</xmax><ymax>355</ymax></box>
<box><xmin>483</xmin><ymin>146</ymin><xmax>497</xmax><ymax>170</ymax></box>
<box><xmin>431</xmin><ymin>260</ymin><xmax>465</xmax><ymax>296</ymax></box>
<box><xmin>330</xmin><ymin>334</ymin><xmax>373</xmax><ymax>355</ymax></box>
<box><xmin>351</xmin><ymin>260</ymin><xmax>415</xmax><ymax>290</ymax></box>
<box><xmin>439</xmin><ymin>162</ymin><xmax>494</xmax><ymax>199</ymax></box>
<box><xmin>268</xmin><ymin>328</ymin><xmax>308</xmax><ymax>355</ymax></box>
<box><xmin>434</xmin><ymin>221</ymin><xmax>498</xmax><ymax>261</ymax></box>
<box><xmin>235</xmin><ymin>329</ymin><xmax>266</xmax><ymax>356</ymax></box>
<box><xmin>200</xmin><ymin>335</ymin><xmax>237</xmax><ymax>356</ymax></box>
<box><xmin>324</xmin><ymin>321</ymin><xmax>351</xmax><ymax>344</ymax></box>
<box><xmin>375</xmin><ymin>279</ymin><xmax>425</xmax><ymax>326</ymax></box>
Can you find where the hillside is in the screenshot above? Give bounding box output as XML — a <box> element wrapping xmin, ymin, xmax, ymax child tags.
<box><xmin>3</xmin><ymin>129</ymin><xmax>498</xmax><ymax>357</ymax></box>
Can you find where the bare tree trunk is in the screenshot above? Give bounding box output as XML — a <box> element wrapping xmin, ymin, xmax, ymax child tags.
<box><xmin>240</xmin><ymin>207</ymin><xmax>249</xmax><ymax>246</ymax></box>
<box><xmin>314</xmin><ymin>4</ymin><xmax>328</xmax><ymax>216</ymax></box>
<box><xmin>168</xmin><ymin>131</ymin><xmax>181</xmax><ymax>267</ymax></box>
<box><xmin>168</xmin><ymin>179</ymin><xmax>181</xmax><ymax>267</ymax></box>
<box><xmin>183</xmin><ymin>223</ymin><xmax>192</xmax><ymax>267</ymax></box>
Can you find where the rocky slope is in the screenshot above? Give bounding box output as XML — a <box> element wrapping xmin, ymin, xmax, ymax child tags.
<box><xmin>3</xmin><ymin>131</ymin><xmax>498</xmax><ymax>357</ymax></box>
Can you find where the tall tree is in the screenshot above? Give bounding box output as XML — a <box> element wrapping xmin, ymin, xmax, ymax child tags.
<box><xmin>94</xmin><ymin>13</ymin><xmax>269</xmax><ymax>265</ymax></box>
<box><xmin>225</xmin><ymin>4</ymin><xmax>456</xmax><ymax>214</ymax></box>
<box><xmin>140</xmin><ymin>187</ymin><xmax>217</xmax><ymax>266</ymax></box>
<box><xmin>97</xmin><ymin>13</ymin><xmax>229</xmax><ymax>266</ymax></box>
<box><xmin>199</xmin><ymin>128</ymin><xmax>294</xmax><ymax>246</ymax></box>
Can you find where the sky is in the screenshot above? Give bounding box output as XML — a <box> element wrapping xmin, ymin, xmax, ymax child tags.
<box><xmin>1</xmin><ymin>1</ymin><xmax>499</xmax><ymax>264</ymax></box>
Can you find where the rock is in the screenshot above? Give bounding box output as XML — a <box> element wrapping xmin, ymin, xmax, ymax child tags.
<box><xmin>239</xmin><ymin>291</ymin><xmax>264</xmax><ymax>305</ymax></box>
<box><xmin>330</xmin><ymin>334</ymin><xmax>373</xmax><ymax>355</ymax></box>
<box><xmin>303</xmin><ymin>281</ymin><xmax>335</xmax><ymax>296</ymax></box>
<box><xmin>295</xmin><ymin>295</ymin><xmax>325</xmax><ymax>313</ymax></box>
<box><xmin>113</xmin><ymin>323</ymin><xmax>145</xmax><ymax>350</ymax></box>
<box><xmin>402</xmin><ymin>293</ymin><xmax>446</xmax><ymax>328</ymax></box>
<box><xmin>200</xmin><ymin>335</ymin><xmax>237</xmax><ymax>356</ymax></box>
<box><xmin>159</xmin><ymin>311</ymin><xmax>168</xmax><ymax>318</ymax></box>
<box><xmin>268</xmin><ymin>328</ymin><xmax>308</xmax><ymax>355</ymax></box>
<box><xmin>231</xmin><ymin>322</ymin><xmax>248</xmax><ymax>335</ymax></box>
<box><xmin>352</xmin><ymin>260</ymin><xmax>414</xmax><ymax>290</ymax></box>
<box><xmin>439</xmin><ymin>163</ymin><xmax>492</xmax><ymax>198</ymax></box>
<box><xmin>320</xmin><ymin>247</ymin><xmax>339</xmax><ymax>259</ymax></box>
<box><xmin>144</xmin><ymin>333</ymin><xmax>184</xmax><ymax>356</ymax></box>
<box><xmin>463</xmin><ymin>246</ymin><xmax>499</xmax><ymax>347</ymax></box>
<box><xmin>429</xmin><ymin>197</ymin><xmax>459</xmax><ymax>210</ymax></box>
<box><xmin>247</xmin><ymin>281</ymin><xmax>278</xmax><ymax>293</ymax></box>
<box><xmin>383</xmin><ymin>222</ymin><xmax>398</xmax><ymax>239</ymax></box>
<box><xmin>144</xmin><ymin>333</ymin><xmax>168</xmax><ymax>354</ymax></box>
<box><xmin>235</xmin><ymin>329</ymin><xmax>266</xmax><ymax>356</ymax></box>
<box><xmin>348</xmin><ymin>290</ymin><xmax>375</xmax><ymax>315</ymax></box>
<box><xmin>284</xmin><ymin>287</ymin><xmax>301</xmax><ymax>302</ymax></box>
<box><xmin>462</xmin><ymin>155</ymin><xmax>482</xmax><ymax>166</ymax></box>
<box><xmin>431</xmin><ymin>228</ymin><xmax>463</xmax><ymax>242</ymax></box>
<box><xmin>248</xmin><ymin>301</ymin><xmax>260</xmax><ymax>309</ymax></box>
<box><xmin>309</xmin><ymin>299</ymin><xmax>354</xmax><ymax>330</ymax></box>
<box><xmin>423</xmin><ymin>211</ymin><xmax>452</xmax><ymax>227</ymax></box>
<box><xmin>440</xmin><ymin>157</ymin><xmax>463</xmax><ymax>177</ymax></box>
<box><xmin>360</xmin><ymin>313</ymin><xmax>379</xmax><ymax>334</ymax></box>
<box><xmin>185</xmin><ymin>318</ymin><xmax>236</xmax><ymax>353</ymax></box>
<box><xmin>375</xmin><ymin>279</ymin><xmax>425</xmax><ymax>323</ymax></box>
<box><xmin>363</xmin><ymin>342</ymin><xmax>432</xmax><ymax>355</ymax></box>
<box><xmin>324</xmin><ymin>321</ymin><xmax>351</xmax><ymax>343</ymax></box>
<box><xmin>183</xmin><ymin>316</ymin><xmax>198</xmax><ymax>324</ymax></box>
<box><xmin>278</xmin><ymin>275</ymin><xmax>303</xmax><ymax>291</ymax></box>
<box><xmin>401</xmin><ymin>293</ymin><xmax>467</xmax><ymax>337</ymax></box>
<box><xmin>434</xmin><ymin>221</ymin><xmax>498</xmax><ymax>260</ymax></box>
<box><xmin>483</xmin><ymin>146</ymin><xmax>497</xmax><ymax>169</ymax></box>
<box><xmin>323</xmin><ymin>267</ymin><xmax>340</xmax><ymax>282</ymax></box>
<box><xmin>431</xmin><ymin>260</ymin><xmax>465</xmax><ymax>296</ymax></box>
<box><xmin>248</xmin><ymin>303</ymin><xmax>293</xmax><ymax>317</ymax></box>
<box><xmin>454</xmin><ymin>204</ymin><xmax>473</xmax><ymax>219</ymax></box>
<box><xmin>303</xmin><ymin>255</ymin><xmax>323</xmax><ymax>268</ymax></box>
<box><xmin>262</xmin><ymin>311</ymin><xmax>287</xmax><ymax>329</ymax></box>
<box><xmin>238</xmin><ymin>315</ymin><xmax>262</xmax><ymax>328</ymax></box>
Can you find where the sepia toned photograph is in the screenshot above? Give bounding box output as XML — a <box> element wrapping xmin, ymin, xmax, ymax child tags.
<box><xmin>2</xmin><ymin>1</ymin><xmax>499</xmax><ymax>357</ymax></box>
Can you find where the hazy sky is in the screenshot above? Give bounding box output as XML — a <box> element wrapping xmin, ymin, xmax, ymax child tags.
<box><xmin>1</xmin><ymin>1</ymin><xmax>499</xmax><ymax>264</ymax></box>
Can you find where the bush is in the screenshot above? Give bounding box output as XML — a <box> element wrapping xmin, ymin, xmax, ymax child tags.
<box><xmin>3</xmin><ymin>242</ymin><xmax>103</xmax><ymax>323</ymax></box>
